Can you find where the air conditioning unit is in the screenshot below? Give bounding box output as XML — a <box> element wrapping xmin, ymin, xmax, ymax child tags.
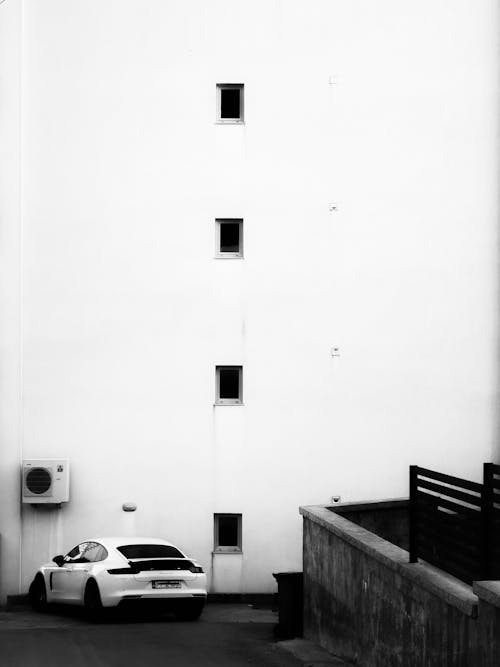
<box><xmin>22</xmin><ymin>459</ymin><xmax>70</xmax><ymax>504</ymax></box>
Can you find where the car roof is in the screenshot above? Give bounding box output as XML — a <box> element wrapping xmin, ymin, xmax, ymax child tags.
<box><xmin>81</xmin><ymin>537</ymin><xmax>181</xmax><ymax>549</ymax></box>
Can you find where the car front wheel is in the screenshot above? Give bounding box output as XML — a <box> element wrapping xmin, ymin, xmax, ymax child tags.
<box><xmin>28</xmin><ymin>575</ymin><xmax>47</xmax><ymax>612</ymax></box>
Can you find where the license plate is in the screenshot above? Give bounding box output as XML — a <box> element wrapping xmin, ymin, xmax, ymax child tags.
<box><xmin>152</xmin><ymin>581</ymin><xmax>181</xmax><ymax>589</ymax></box>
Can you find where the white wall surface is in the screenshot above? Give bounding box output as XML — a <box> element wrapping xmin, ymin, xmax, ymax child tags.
<box><xmin>0</xmin><ymin>0</ymin><xmax>499</xmax><ymax>599</ymax></box>
<box><xmin>0</xmin><ymin>0</ymin><xmax>23</xmax><ymax>604</ymax></box>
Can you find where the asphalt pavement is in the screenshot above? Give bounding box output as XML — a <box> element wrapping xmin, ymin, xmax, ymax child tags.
<box><xmin>0</xmin><ymin>603</ymin><xmax>304</xmax><ymax>667</ymax></box>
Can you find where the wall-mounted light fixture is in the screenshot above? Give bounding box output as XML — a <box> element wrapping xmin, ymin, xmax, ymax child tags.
<box><xmin>122</xmin><ymin>502</ymin><xmax>137</xmax><ymax>512</ymax></box>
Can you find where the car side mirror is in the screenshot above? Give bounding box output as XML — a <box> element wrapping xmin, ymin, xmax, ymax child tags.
<box><xmin>52</xmin><ymin>555</ymin><xmax>65</xmax><ymax>567</ymax></box>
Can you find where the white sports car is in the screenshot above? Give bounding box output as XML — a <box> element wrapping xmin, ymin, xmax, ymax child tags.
<box><xmin>28</xmin><ymin>537</ymin><xmax>207</xmax><ymax>620</ymax></box>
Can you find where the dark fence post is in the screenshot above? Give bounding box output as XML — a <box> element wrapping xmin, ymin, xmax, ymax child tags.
<box><xmin>409</xmin><ymin>465</ymin><xmax>418</xmax><ymax>563</ymax></box>
<box><xmin>482</xmin><ymin>462</ymin><xmax>494</xmax><ymax>580</ymax></box>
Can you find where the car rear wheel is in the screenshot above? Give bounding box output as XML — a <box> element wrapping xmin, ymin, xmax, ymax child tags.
<box><xmin>175</xmin><ymin>599</ymin><xmax>205</xmax><ymax>621</ymax></box>
<box><xmin>84</xmin><ymin>579</ymin><xmax>104</xmax><ymax>622</ymax></box>
<box><xmin>29</xmin><ymin>575</ymin><xmax>47</xmax><ymax>612</ymax></box>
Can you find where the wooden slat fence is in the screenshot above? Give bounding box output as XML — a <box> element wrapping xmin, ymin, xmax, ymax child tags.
<box><xmin>409</xmin><ymin>464</ymin><xmax>500</xmax><ymax>584</ymax></box>
<box><xmin>482</xmin><ymin>463</ymin><xmax>500</xmax><ymax>580</ymax></box>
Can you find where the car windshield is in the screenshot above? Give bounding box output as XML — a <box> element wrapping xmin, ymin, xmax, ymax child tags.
<box><xmin>117</xmin><ymin>544</ymin><xmax>184</xmax><ymax>559</ymax></box>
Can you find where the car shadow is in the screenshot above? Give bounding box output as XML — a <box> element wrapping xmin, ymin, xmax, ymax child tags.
<box><xmin>43</xmin><ymin>604</ymin><xmax>183</xmax><ymax>625</ymax></box>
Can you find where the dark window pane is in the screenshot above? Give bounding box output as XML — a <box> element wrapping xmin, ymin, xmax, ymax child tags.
<box><xmin>66</xmin><ymin>545</ymin><xmax>81</xmax><ymax>559</ymax></box>
<box><xmin>219</xmin><ymin>369</ymin><xmax>240</xmax><ymax>399</ymax></box>
<box><xmin>220</xmin><ymin>88</ymin><xmax>240</xmax><ymax>118</ymax></box>
<box><xmin>220</xmin><ymin>223</ymin><xmax>240</xmax><ymax>252</ymax></box>
<box><xmin>218</xmin><ymin>516</ymin><xmax>239</xmax><ymax>547</ymax></box>
<box><xmin>117</xmin><ymin>544</ymin><xmax>184</xmax><ymax>559</ymax></box>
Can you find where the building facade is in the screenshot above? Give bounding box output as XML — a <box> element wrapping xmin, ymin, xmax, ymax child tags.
<box><xmin>0</xmin><ymin>0</ymin><xmax>499</xmax><ymax>603</ymax></box>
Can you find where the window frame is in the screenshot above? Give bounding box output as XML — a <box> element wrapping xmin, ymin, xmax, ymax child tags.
<box><xmin>215</xmin><ymin>218</ymin><xmax>244</xmax><ymax>259</ymax></box>
<box><xmin>214</xmin><ymin>513</ymin><xmax>242</xmax><ymax>554</ymax></box>
<box><xmin>216</xmin><ymin>84</ymin><xmax>244</xmax><ymax>124</ymax></box>
<box><xmin>215</xmin><ymin>365</ymin><xmax>243</xmax><ymax>405</ymax></box>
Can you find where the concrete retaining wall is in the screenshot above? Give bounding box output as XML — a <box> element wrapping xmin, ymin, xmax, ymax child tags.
<box><xmin>301</xmin><ymin>503</ymin><xmax>500</xmax><ymax>666</ymax></box>
<box><xmin>333</xmin><ymin>499</ymin><xmax>409</xmax><ymax>551</ymax></box>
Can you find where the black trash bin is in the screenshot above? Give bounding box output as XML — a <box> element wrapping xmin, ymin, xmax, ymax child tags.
<box><xmin>272</xmin><ymin>571</ymin><xmax>303</xmax><ymax>638</ymax></box>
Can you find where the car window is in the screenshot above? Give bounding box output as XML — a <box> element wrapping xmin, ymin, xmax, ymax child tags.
<box><xmin>117</xmin><ymin>544</ymin><xmax>184</xmax><ymax>559</ymax></box>
<box><xmin>65</xmin><ymin>545</ymin><xmax>80</xmax><ymax>560</ymax></box>
<box><xmin>65</xmin><ymin>542</ymin><xmax>90</xmax><ymax>563</ymax></box>
<box><xmin>84</xmin><ymin>542</ymin><xmax>108</xmax><ymax>562</ymax></box>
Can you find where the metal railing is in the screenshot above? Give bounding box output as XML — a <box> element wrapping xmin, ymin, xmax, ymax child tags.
<box><xmin>409</xmin><ymin>463</ymin><xmax>500</xmax><ymax>584</ymax></box>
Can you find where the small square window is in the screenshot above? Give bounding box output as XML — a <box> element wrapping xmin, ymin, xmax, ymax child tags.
<box><xmin>215</xmin><ymin>366</ymin><xmax>243</xmax><ymax>405</ymax></box>
<box><xmin>216</xmin><ymin>219</ymin><xmax>243</xmax><ymax>258</ymax></box>
<box><xmin>214</xmin><ymin>514</ymin><xmax>242</xmax><ymax>553</ymax></box>
<box><xmin>216</xmin><ymin>84</ymin><xmax>244</xmax><ymax>123</ymax></box>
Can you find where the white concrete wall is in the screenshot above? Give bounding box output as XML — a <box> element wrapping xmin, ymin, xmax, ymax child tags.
<box><xmin>0</xmin><ymin>0</ymin><xmax>23</xmax><ymax>604</ymax></box>
<box><xmin>0</xmin><ymin>0</ymin><xmax>499</xmax><ymax>599</ymax></box>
